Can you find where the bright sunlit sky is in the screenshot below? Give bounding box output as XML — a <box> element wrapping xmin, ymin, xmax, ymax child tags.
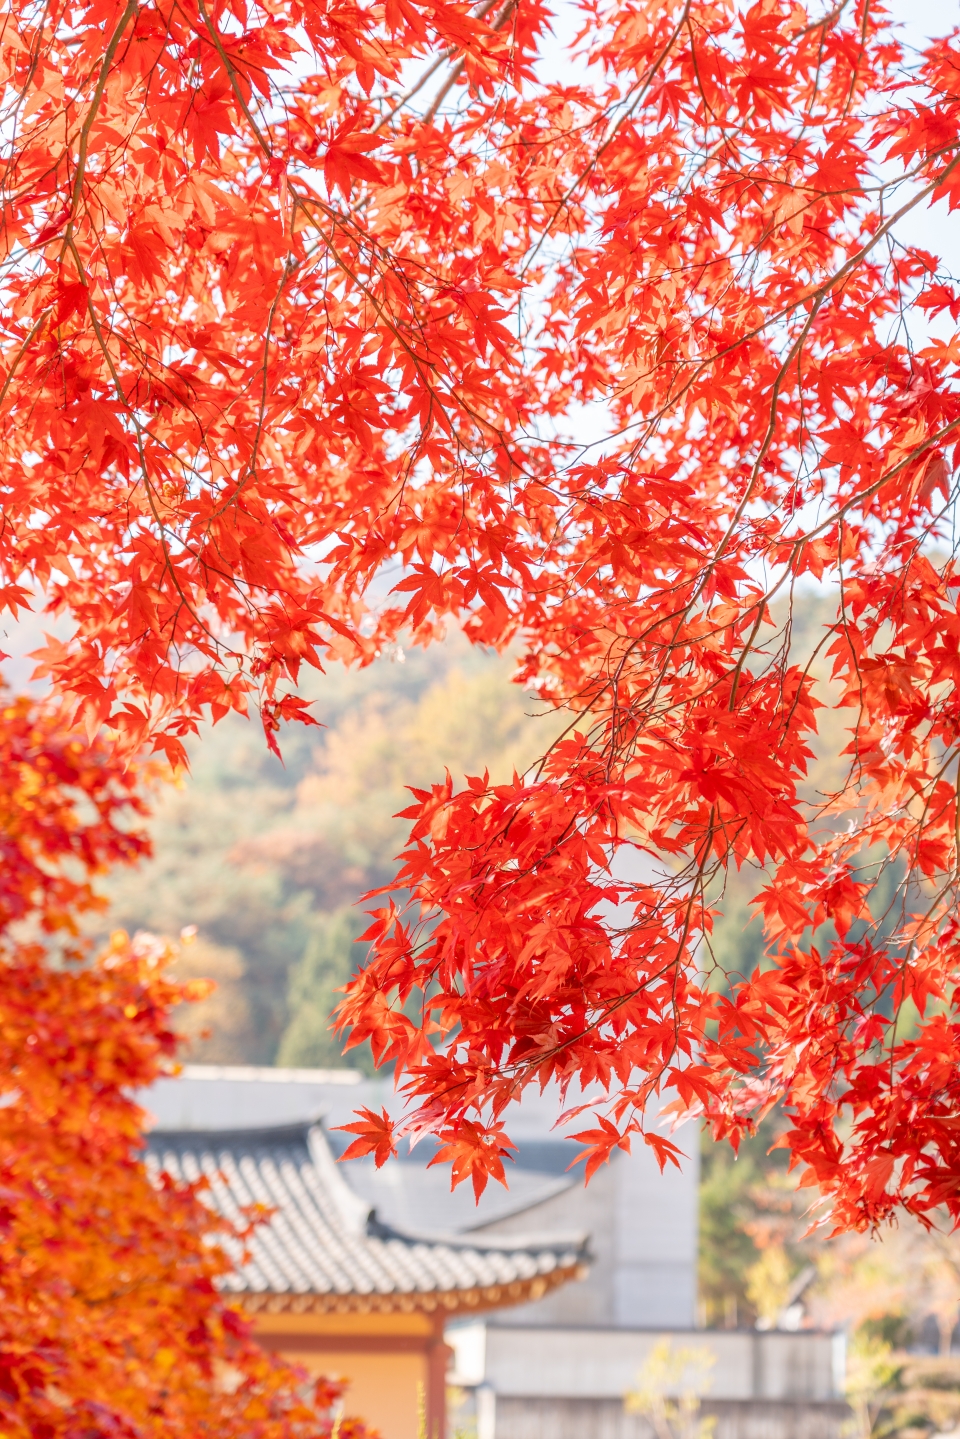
<box><xmin>888</xmin><ymin>0</ymin><xmax>960</xmax><ymax>263</ymax></box>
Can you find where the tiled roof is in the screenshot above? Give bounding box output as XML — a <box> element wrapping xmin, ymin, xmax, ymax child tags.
<box><xmin>334</xmin><ymin>1155</ymin><xmax>576</xmax><ymax>1237</ymax></box>
<box><xmin>146</xmin><ymin>1121</ymin><xmax>589</xmax><ymax>1316</ymax></box>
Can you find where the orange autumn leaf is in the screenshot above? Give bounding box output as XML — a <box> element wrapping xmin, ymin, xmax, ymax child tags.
<box><xmin>0</xmin><ymin>685</ymin><xmax>377</xmax><ymax>1439</ymax></box>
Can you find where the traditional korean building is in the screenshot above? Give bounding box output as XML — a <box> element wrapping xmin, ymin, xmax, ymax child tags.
<box><xmin>143</xmin><ymin>1065</ymin><xmax>846</xmax><ymax>1439</ymax></box>
<box><xmin>146</xmin><ymin>1118</ymin><xmax>588</xmax><ymax>1439</ymax></box>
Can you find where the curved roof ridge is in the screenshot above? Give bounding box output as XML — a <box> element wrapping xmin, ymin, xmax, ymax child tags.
<box><xmin>144</xmin><ymin>1119</ymin><xmax>590</xmax><ymax>1316</ymax></box>
<box><xmin>305</xmin><ymin>1122</ymin><xmax>373</xmax><ymax>1238</ymax></box>
<box><xmin>147</xmin><ymin>1118</ymin><xmax>321</xmax><ymax>1148</ymax></box>
<box><xmin>365</xmin><ymin>1209</ymin><xmax>586</xmax><ymax>1256</ymax></box>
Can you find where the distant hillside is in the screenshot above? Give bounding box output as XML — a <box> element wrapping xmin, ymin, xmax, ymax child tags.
<box><xmin>99</xmin><ymin>632</ymin><xmax>559</xmax><ymax>1066</ymax></box>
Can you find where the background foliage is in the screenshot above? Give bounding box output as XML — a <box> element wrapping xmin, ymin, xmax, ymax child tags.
<box><xmin>101</xmin><ymin>630</ymin><xmax>558</xmax><ymax>1064</ymax></box>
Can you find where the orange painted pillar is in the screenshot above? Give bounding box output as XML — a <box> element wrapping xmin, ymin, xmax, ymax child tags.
<box><xmin>426</xmin><ymin>1316</ymin><xmax>452</xmax><ymax>1439</ymax></box>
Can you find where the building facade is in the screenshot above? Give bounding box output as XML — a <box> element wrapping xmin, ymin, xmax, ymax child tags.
<box><xmin>141</xmin><ymin>1065</ymin><xmax>844</xmax><ymax>1439</ymax></box>
<box><xmin>143</xmin><ymin>1064</ymin><xmax>700</xmax><ymax>1329</ymax></box>
<box><xmin>146</xmin><ymin>1112</ymin><xmax>587</xmax><ymax>1439</ymax></box>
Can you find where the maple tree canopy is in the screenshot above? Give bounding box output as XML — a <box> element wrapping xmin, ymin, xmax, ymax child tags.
<box><xmin>0</xmin><ymin>690</ymin><xmax>375</xmax><ymax>1437</ymax></box>
<box><xmin>5</xmin><ymin>0</ymin><xmax>960</xmax><ymax>1232</ymax></box>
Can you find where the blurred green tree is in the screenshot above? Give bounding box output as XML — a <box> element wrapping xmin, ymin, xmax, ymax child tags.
<box><xmin>278</xmin><ymin>908</ymin><xmax>374</xmax><ymax>1072</ymax></box>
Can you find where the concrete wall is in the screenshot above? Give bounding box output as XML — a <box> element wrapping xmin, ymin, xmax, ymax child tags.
<box><xmin>447</xmin><ymin>1327</ymin><xmax>847</xmax><ymax>1439</ymax></box>
<box><xmin>483</xmin><ymin>1398</ymin><xmax>850</xmax><ymax>1439</ymax></box>
<box><xmin>447</xmin><ymin>1325</ymin><xmax>844</xmax><ymax>1402</ymax></box>
<box><xmin>468</xmin><ymin>1138</ymin><xmax>699</xmax><ymax>1329</ymax></box>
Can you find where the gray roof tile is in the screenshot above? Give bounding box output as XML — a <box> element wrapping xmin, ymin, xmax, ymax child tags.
<box><xmin>146</xmin><ymin>1121</ymin><xmax>588</xmax><ymax>1316</ymax></box>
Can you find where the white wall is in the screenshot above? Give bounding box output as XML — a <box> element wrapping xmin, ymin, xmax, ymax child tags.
<box><xmin>448</xmin><ymin>1325</ymin><xmax>843</xmax><ymax>1403</ymax></box>
<box><xmin>138</xmin><ymin>1064</ymin><xmax>365</xmax><ymax>1130</ymax></box>
<box><xmin>467</xmin><ymin>1116</ymin><xmax>699</xmax><ymax>1329</ymax></box>
<box><xmin>614</xmin><ymin>1124</ymin><xmax>699</xmax><ymax>1327</ymax></box>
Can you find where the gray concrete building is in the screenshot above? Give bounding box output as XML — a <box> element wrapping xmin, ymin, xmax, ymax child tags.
<box><xmin>140</xmin><ymin>1063</ymin><xmax>699</xmax><ymax>1330</ymax></box>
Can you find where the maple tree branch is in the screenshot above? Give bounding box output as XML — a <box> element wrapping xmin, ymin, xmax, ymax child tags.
<box><xmin>0</xmin><ymin>311</ymin><xmax>51</xmax><ymax>415</ymax></box>
<box><xmin>199</xmin><ymin>3</ymin><xmax>526</xmax><ymax>494</ymax></box>
<box><xmin>64</xmin><ymin>237</ymin><xmax>222</xmax><ymax>672</ymax></box>
<box><xmin>591</xmin><ymin>142</ymin><xmax>960</xmax><ymax>475</ymax></box>
<box><xmin>521</xmin><ymin>0</ymin><xmax>692</xmax><ymax>276</ymax></box>
<box><xmin>376</xmin><ymin>0</ymin><xmax>502</xmax><ymax>131</ymax></box>
<box><xmin>421</xmin><ymin>0</ymin><xmax>515</xmax><ymax>125</ymax></box>
<box><xmin>63</xmin><ymin>0</ymin><xmax>138</xmax><ymax>233</ymax></box>
<box><xmin>391</xmin><ymin>946</ymin><xmax>688</xmax><ymax>1131</ymax></box>
<box><xmin>191</xmin><ymin>0</ymin><xmax>507</xmax><ymax>564</ymax></box>
<box><xmin>196</xmin><ymin>0</ymin><xmax>272</xmax><ymax>160</ymax></box>
<box><xmin>841</xmin><ymin>0</ymin><xmax>871</xmax><ymax>118</ymax></box>
<box><xmin>680</xmin><ymin>290</ymin><xmax>828</xmax><ymax>628</ymax></box>
<box><xmin>793</xmin><ymin>415</ymin><xmax>960</xmax><ymax>550</ymax></box>
<box><xmin>796</xmin><ymin>1</ymin><xmax>848</xmax><ymax>38</ymax></box>
<box><xmin>378</xmin><ymin>50</ymin><xmax>456</xmax><ymax>130</ymax></box>
<box><xmin>206</xmin><ymin>257</ymin><xmax>295</xmax><ymax>522</ymax></box>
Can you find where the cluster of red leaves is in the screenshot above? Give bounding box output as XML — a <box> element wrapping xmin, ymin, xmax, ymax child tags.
<box><xmin>7</xmin><ymin>0</ymin><xmax>960</xmax><ymax>1231</ymax></box>
<box><xmin>0</xmin><ymin>0</ymin><xmax>550</xmax><ymax>761</ymax></box>
<box><xmin>331</xmin><ymin>5</ymin><xmax>960</xmax><ymax>1231</ymax></box>
<box><xmin>0</xmin><ymin>689</ymin><xmax>373</xmax><ymax>1439</ymax></box>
